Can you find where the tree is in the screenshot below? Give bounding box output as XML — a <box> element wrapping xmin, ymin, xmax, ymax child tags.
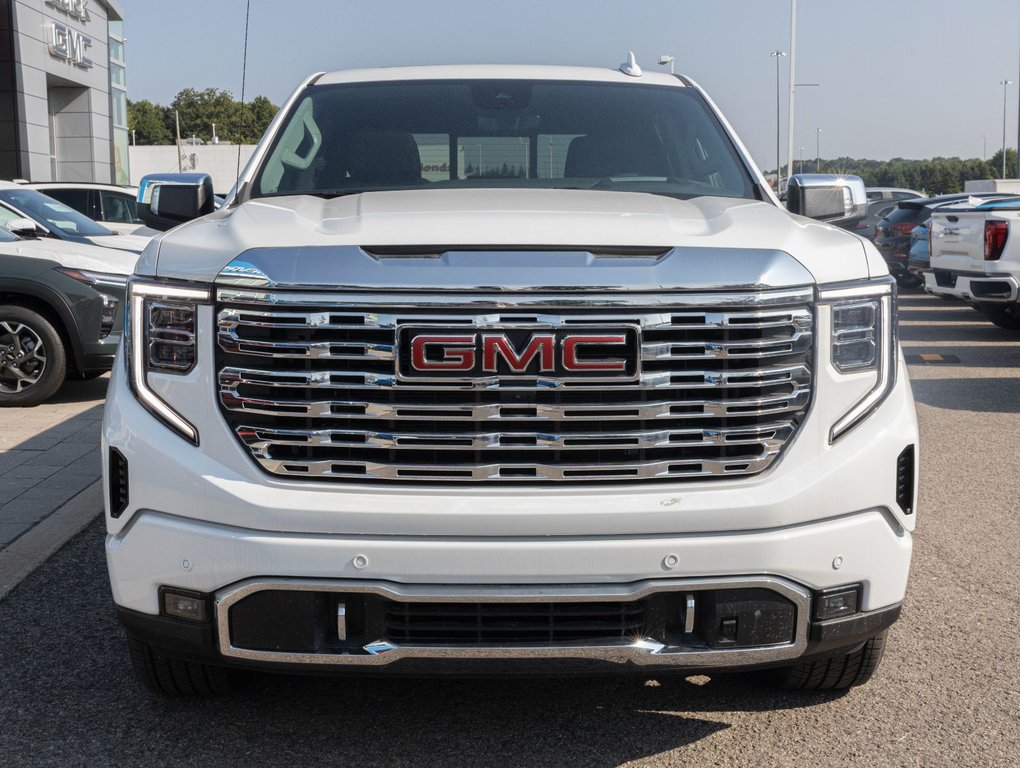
<box><xmin>988</xmin><ymin>148</ymin><xmax>1019</xmax><ymax>180</ymax></box>
<box><xmin>127</xmin><ymin>99</ymin><xmax>172</xmax><ymax>144</ymax></box>
<box><xmin>243</xmin><ymin>95</ymin><xmax>278</xmax><ymax>143</ymax></box>
<box><xmin>161</xmin><ymin>88</ymin><xmax>278</xmax><ymax>145</ymax></box>
<box><xmin>167</xmin><ymin>88</ymin><xmax>241</xmax><ymax>144</ymax></box>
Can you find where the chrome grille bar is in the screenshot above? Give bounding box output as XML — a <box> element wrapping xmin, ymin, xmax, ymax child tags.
<box><xmin>237</xmin><ymin>423</ymin><xmax>795</xmax><ymax>453</ymax></box>
<box><xmin>216</xmin><ymin>290</ymin><xmax>814</xmax><ymax>483</ymax></box>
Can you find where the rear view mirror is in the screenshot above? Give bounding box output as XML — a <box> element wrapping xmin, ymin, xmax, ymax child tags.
<box><xmin>786</xmin><ymin>174</ymin><xmax>867</xmax><ymax>227</ymax></box>
<box><xmin>137</xmin><ymin>173</ymin><xmax>216</xmax><ymax>231</ymax></box>
<box><xmin>4</xmin><ymin>218</ymin><xmax>42</xmax><ymax>238</ymax></box>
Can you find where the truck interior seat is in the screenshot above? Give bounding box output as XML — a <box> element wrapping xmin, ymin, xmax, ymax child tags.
<box><xmin>348</xmin><ymin>130</ymin><xmax>425</xmax><ymax>186</ymax></box>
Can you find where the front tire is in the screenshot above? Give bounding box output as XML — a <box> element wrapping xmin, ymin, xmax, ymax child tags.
<box><xmin>895</xmin><ymin>272</ymin><xmax>923</xmax><ymax>290</ymax></box>
<box><xmin>0</xmin><ymin>305</ymin><xmax>67</xmax><ymax>407</ymax></box>
<box><xmin>127</xmin><ymin>634</ymin><xmax>243</xmax><ymax>697</ymax></box>
<box><xmin>977</xmin><ymin>304</ymin><xmax>1020</xmax><ymax>330</ymax></box>
<box><xmin>765</xmin><ymin>632</ymin><xmax>887</xmax><ymax>691</ymax></box>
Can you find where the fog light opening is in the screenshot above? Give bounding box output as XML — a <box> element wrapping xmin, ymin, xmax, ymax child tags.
<box><xmin>160</xmin><ymin>588</ymin><xmax>209</xmax><ymax>622</ymax></box>
<box><xmin>814</xmin><ymin>585</ymin><xmax>861</xmax><ymax>621</ymax></box>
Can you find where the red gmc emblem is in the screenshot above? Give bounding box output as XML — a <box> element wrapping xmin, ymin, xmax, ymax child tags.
<box><xmin>399</xmin><ymin>328</ymin><xmax>638</xmax><ymax>380</ymax></box>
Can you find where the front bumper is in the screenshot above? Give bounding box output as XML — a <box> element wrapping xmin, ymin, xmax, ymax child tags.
<box><xmin>104</xmin><ymin>308</ymin><xmax>918</xmax><ymax>673</ymax></box>
<box><xmin>116</xmin><ymin>574</ymin><xmax>902</xmax><ymax>675</ymax></box>
<box><xmin>924</xmin><ymin>269</ymin><xmax>1020</xmax><ymax>302</ymax></box>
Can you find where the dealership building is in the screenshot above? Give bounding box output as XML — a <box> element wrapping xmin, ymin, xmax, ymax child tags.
<box><xmin>1</xmin><ymin>0</ymin><xmax>128</xmax><ymax>184</ymax></box>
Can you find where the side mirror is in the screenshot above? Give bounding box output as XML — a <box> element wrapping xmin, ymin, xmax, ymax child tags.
<box><xmin>137</xmin><ymin>173</ymin><xmax>216</xmax><ymax>231</ymax></box>
<box><xmin>786</xmin><ymin>174</ymin><xmax>867</xmax><ymax>228</ymax></box>
<box><xmin>5</xmin><ymin>218</ymin><xmax>43</xmax><ymax>238</ymax></box>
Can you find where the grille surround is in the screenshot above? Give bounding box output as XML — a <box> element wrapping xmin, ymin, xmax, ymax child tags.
<box><xmin>216</xmin><ymin>289</ymin><xmax>815</xmax><ymax>484</ymax></box>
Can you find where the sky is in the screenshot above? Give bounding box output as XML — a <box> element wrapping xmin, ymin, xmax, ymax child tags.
<box><xmin>121</xmin><ymin>0</ymin><xmax>1020</xmax><ymax>168</ymax></box>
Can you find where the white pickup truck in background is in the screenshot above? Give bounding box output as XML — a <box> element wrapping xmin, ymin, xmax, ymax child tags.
<box><xmin>927</xmin><ymin>197</ymin><xmax>1020</xmax><ymax>328</ymax></box>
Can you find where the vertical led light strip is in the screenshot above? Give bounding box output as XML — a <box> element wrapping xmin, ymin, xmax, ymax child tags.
<box><xmin>127</xmin><ymin>282</ymin><xmax>211</xmax><ymax>444</ymax></box>
<box><xmin>828</xmin><ymin>291</ymin><xmax>896</xmax><ymax>443</ymax></box>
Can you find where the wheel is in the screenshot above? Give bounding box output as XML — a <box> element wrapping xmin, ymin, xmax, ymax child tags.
<box><xmin>0</xmin><ymin>305</ymin><xmax>67</xmax><ymax>407</ymax></box>
<box><xmin>127</xmin><ymin>634</ymin><xmax>243</xmax><ymax>697</ymax></box>
<box><xmin>895</xmin><ymin>273</ymin><xmax>923</xmax><ymax>290</ymax></box>
<box><xmin>765</xmin><ymin>632</ymin><xmax>887</xmax><ymax>691</ymax></box>
<box><xmin>978</xmin><ymin>304</ymin><xmax>1020</xmax><ymax>330</ymax></box>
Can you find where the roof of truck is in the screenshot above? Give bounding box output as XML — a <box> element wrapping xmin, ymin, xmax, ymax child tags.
<box><xmin>313</xmin><ymin>64</ymin><xmax>688</xmax><ymax>88</ymax></box>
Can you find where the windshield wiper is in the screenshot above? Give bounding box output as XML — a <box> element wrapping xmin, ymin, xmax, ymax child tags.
<box><xmin>257</xmin><ymin>189</ymin><xmax>371</xmax><ymax>200</ymax></box>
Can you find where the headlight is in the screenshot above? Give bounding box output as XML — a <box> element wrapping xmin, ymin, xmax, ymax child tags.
<box><xmin>126</xmin><ymin>279</ymin><xmax>211</xmax><ymax>444</ymax></box>
<box><xmin>819</xmin><ymin>278</ymin><xmax>897</xmax><ymax>443</ymax></box>
<box><xmin>56</xmin><ymin>268</ymin><xmax>127</xmax><ymax>339</ymax></box>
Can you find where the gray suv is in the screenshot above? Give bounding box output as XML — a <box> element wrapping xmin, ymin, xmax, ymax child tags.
<box><xmin>0</xmin><ymin>226</ymin><xmax>135</xmax><ymax>405</ymax></box>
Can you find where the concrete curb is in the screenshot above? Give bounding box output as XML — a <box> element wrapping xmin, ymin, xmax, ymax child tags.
<box><xmin>0</xmin><ymin>480</ymin><xmax>103</xmax><ymax>602</ymax></box>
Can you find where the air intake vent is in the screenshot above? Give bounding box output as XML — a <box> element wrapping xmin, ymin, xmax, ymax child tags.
<box><xmin>896</xmin><ymin>445</ymin><xmax>915</xmax><ymax>515</ymax></box>
<box><xmin>109</xmin><ymin>448</ymin><xmax>129</xmax><ymax>518</ymax></box>
<box><xmin>383</xmin><ymin>600</ymin><xmax>646</xmax><ymax>645</ymax></box>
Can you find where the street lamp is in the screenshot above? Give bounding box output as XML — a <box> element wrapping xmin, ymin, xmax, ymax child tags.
<box><xmin>1001</xmin><ymin>79</ymin><xmax>1012</xmax><ymax>179</ymax></box>
<box><xmin>816</xmin><ymin>128</ymin><xmax>822</xmax><ymax>173</ymax></box>
<box><xmin>799</xmin><ymin>146</ymin><xmax>804</xmax><ymax>175</ymax></box>
<box><xmin>770</xmin><ymin>50</ymin><xmax>786</xmax><ymax>191</ymax></box>
<box><xmin>657</xmin><ymin>55</ymin><xmax>675</xmax><ymax>75</ymax></box>
<box><xmin>984</xmin><ymin>133</ymin><xmax>988</xmax><ymax>161</ymax></box>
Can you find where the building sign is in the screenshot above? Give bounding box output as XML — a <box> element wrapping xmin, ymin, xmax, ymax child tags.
<box><xmin>45</xmin><ymin>0</ymin><xmax>91</xmax><ymax>23</ymax></box>
<box><xmin>49</xmin><ymin>23</ymin><xmax>93</xmax><ymax>69</ymax></box>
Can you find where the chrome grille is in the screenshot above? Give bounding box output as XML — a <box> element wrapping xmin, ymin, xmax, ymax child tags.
<box><xmin>216</xmin><ymin>289</ymin><xmax>814</xmax><ymax>483</ymax></box>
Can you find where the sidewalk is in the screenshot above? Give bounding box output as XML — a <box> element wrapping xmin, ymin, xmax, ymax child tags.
<box><xmin>0</xmin><ymin>376</ymin><xmax>108</xmax><ymax>595</ymax></box>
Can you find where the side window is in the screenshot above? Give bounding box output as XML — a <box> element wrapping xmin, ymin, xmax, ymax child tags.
<box><xmin>0</xmin><ymin>203</ymin><xmax>24</xmax><ymax>227</ymax></box>
<box><xmin>101</xmin><ymin>191</ymin><xmax>140</xmax><ymax>223</ymax></box>
<box><xmin>44</xmin><ymin>188</ymin><xmax>91</xmax><ymax>217</ymax></box>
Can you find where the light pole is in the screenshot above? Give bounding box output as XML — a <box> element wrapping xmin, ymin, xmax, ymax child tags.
<box><xmin>657</xmin><ymin>55</ymin><xmax>675</xmax><ymax>75</ymax></box>
<box><xmin>799</xmin><ymin>146</ymin><xmax>804</xmax><ymax>174</ymax></box>
<box><xmin>815</xmin><ymin>128</ymin><xmax>822</xmax><ymax>173</ymax></box>
<box><xmin>770</xmin><ymin>50</ymin><xmax>786</xmax><ymax>191</ymax></box>
<box><xmin>785</xmin><ymin>0</ymin><xmax>797</xmax><ymax>185</ymax></box>
<box><xmin>1001</xmin><ymin>79</ymin><xmax>1013</xmax><ymax>179</ymax></box>
<box><xmin>984</xmin><ymin>133</ymin><xmax>988</xmax><ymax>161</ymax></box>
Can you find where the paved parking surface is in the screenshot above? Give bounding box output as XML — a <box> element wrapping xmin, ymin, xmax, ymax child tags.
<box><xmin>0</xmin><ymin>294</ymin><xmax>1018</xmax><ymax>767</ymax></box>
<box><xmin>0</xmin><ymin>376</ymin><xmax>106</xmax><ymax>550</ymax></box>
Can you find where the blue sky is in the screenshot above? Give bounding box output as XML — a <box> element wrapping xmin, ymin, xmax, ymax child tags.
<box><xmin>122</xmin><ymin>0</ymin><xmax>1020</xmax><ymax>165</ymax></box>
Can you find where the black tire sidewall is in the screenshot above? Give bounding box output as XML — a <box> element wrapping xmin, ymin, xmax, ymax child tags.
<box><xmin>0</xmin><ymin>305</ymin><xmax>67</xmax><ymax>407</ymax></box>
<box><xmin>976</xmin><ymin>303</ymin><xmax>1020</xmax><ymax>330</ymax></box>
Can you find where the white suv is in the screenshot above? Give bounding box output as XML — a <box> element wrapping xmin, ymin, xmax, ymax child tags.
<box><xmin>22</xmin><ymin>182</ymin><xmax>144</xmax><ymax>235</ymax></box>
<box><xmin>103</xmin><ymin>63</ymin><xmax>918</xmax><ymax>696</ymax></box>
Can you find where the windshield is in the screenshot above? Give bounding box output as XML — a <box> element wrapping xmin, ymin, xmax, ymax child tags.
<box><xmin>253</xmin><ymin>80</ymin><xmax>756</xmax><ymax>202</ymax></box>
<box><xmin>0</xmin><ymin>189</ymin><xmax>114</xmax><ymax>237</ymax></box>
<box><xmin>0</xmin><ymin>227</ymin><xmax>17</xmax><ymax>244</ymax></box>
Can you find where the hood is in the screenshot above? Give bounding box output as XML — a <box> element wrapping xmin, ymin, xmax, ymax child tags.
<box><xmin>84</xmin><ymin>233</ymin><xmax>152</xmax><ymax>255</ymax></box>
<box><xmin>5</xmin><ymin>236</ymin><xmax>139</xmax><ymax>275</ymax></box>
<box><xmin>139</xmin><ymin>189</ymin><xmax>878</xmax><ymax>286</ymax></box>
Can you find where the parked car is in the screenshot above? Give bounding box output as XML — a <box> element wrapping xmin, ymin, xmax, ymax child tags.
<box><xmin>874</xmin><ymin>194</ymin><xmax>1008</xmax><ymax>288</ymax></box>
<box><xmin>906</xmin><ymin>219</ymin><xmax>931</xmax><ymax>280</ymax></box>
<box><xmin>926</xmin><ymin>195</ymin><xmax>1020</xmax><ymax>328</ymax></box>
<box><xmin>866</xmin><ymin>187</ymin><xmax>924</xmax><ymax>202</ymax></box>
<box><xmin>0</xmin><ymin>223</ymin><xmax>135</xmax><ymax>405</ymax></box>
<box><xmin>22</xmin><ymin>181</ymin><xmax>144</xmax><ymax>235</ymax></box>
<box><xmin>848</xmin><ymin>198</ymin><xmax>901</xmax><ymax>241</ymax></box>
<box><xmin>0</xmin><ymin>181</ymin><xmax>149</xmax><ymax>253</ymax></box>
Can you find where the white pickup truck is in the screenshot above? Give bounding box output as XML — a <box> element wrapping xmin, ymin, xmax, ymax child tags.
<box><xmin>103</xmin><ymin>61</ymin><xmax>918</xmax><ymax>696</ymax></box>
<box><xmin>926</xmin><ymin>197</ymin><xmax>1020</xmax><ymax>328</ymax></box>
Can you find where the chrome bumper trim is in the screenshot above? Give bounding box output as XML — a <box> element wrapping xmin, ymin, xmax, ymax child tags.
<box><xmin>214</xmin><ymin>576</ymin><xmax>811</xmax><ymax>668</ymax></box>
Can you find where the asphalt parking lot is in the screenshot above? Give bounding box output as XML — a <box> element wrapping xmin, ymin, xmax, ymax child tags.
<box><xmin>0</xmin><ymin>292</ymin><xmax>1018</xmax><ymax>768</ymax></box>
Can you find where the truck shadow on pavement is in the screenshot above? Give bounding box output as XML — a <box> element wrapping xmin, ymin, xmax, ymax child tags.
<box><xmin>0</xmin><ymin>521</ymin><xmax>845</xmax><ymax>768</ymax></box>
<box><xmin>910</xmin><ymin>376</ymin><xmax>1020</xmax><ymax>413</ymax></box>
